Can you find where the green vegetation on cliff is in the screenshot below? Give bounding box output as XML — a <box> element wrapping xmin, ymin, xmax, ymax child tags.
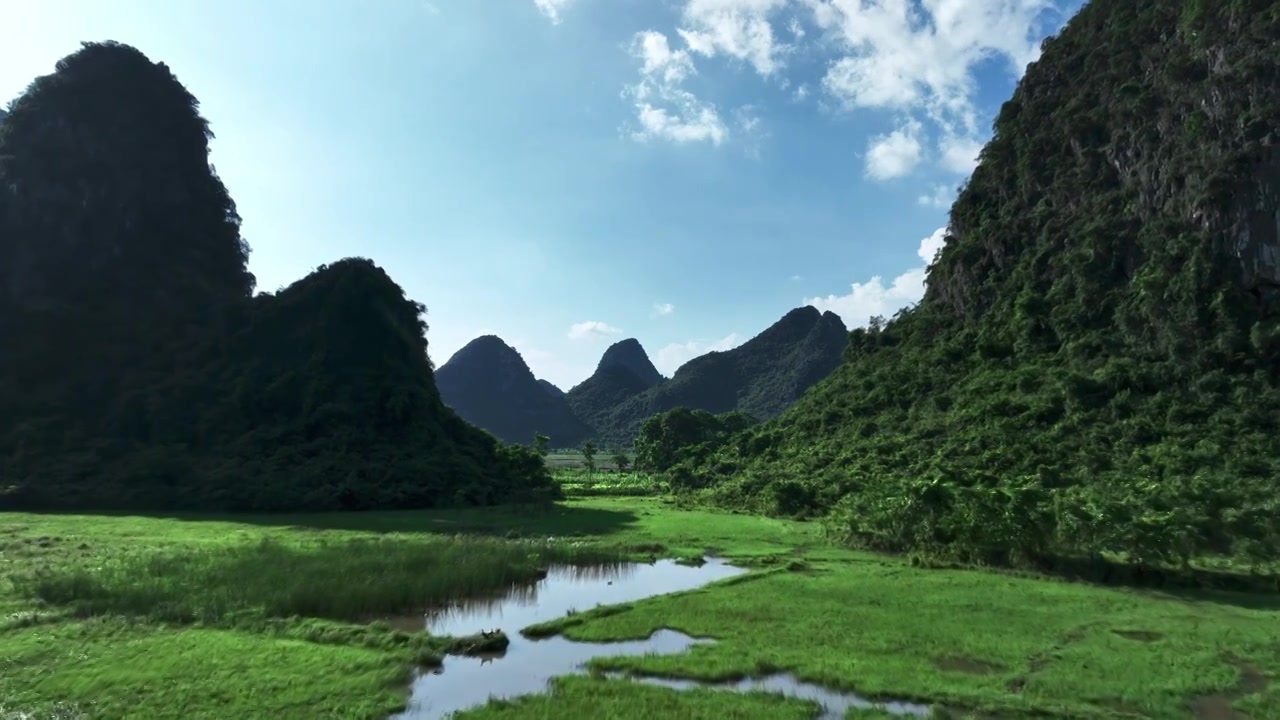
<box><xmin>566</xmin><ymin>338</ymin><xmax>665</xmax><ymax>430</ymax></box>
<box><xmin>686</xmin><ymin>0</ymin><xmax>1280</xmax><ymax>573</ymax></box>
<box><xmin>0</xmin><ymin>42</ymin><xmax>557</xmax><ymax>511</ymax></box>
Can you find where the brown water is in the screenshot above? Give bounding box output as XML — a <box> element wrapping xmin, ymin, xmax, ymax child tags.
<box><xmin>390</xmin><ymin>556</ymin><xmax>931</xmax><ymax>719</ymax></box>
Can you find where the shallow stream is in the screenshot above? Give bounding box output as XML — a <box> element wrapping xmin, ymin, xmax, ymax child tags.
<box><xmin>388</xmin><ymin>557</ymin><xmax>932</xmax><ymax>719</ymax></box>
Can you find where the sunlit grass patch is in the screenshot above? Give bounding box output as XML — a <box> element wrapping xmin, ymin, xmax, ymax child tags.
<box><xmin>552</xmin><ymin>468</ymin><xmax>666</xmax><ymax>497</ymax></box>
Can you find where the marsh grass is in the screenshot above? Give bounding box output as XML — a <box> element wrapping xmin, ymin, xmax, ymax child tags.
<box><xmin>16</xmin><ymin>535</ymin><xmax>620</xmax><ymax>627</ymax></box>
<box><xmin>553</xmin><ymin>468</ymin><xmax>664</xmax><ymax>498</ymax></box>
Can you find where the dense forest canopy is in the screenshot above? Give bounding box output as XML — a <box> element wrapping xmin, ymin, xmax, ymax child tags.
<box><xmin>680</xmin><ymin>0</ymin><xmax>1280</xmax><ymax>574</ymax></box>
<box><xmin>0</xmin><ymin>41</ymin><xmax>559</xmax><ymax>511</ymax></box>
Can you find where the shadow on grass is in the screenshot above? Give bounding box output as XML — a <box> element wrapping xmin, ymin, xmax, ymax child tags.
<box><xmin>917</xmin><ymin>552</ymin><xmax>1280</xmax><ymax>611</ymax></box>
<box><xmin>57</xmin><ymin>502</ymin><xmax>644</xmax><ymax>541</ymax></box>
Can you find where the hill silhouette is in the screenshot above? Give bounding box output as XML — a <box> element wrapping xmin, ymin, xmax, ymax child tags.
<box><xmin>686</xmin><ymin>0</ymin><xmax>1280</xmax><ymax>572</ymax></box>
<box><xmin>537</xmin><ymin>379</ymin><xmax>566</xmax><ymax>397</ymax></box>
<box><xmin>565</xmin><ymin>338</ymin><xmax>664</xmax><ymax>430</ymax></box>
<box><xmin>0</xmin><ymin>41</ymin><xmax>559</xmax><ymax>511</ymax></box>
<box><xmin>436</xmin><ymin>336</ymin><xmax>592</xmax><ymax>448</ymax></box>
<box><xmin>591</xmin><ymin>306</ymin><xmax>848</xmax><ymax>445</ymax></box>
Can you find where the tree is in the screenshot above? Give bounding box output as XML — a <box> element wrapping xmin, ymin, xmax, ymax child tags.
<box><xmin>533</xmin><ymin>433</ymin><xmax>550</xmax><ymax>458</ymax></box>
<box><xmin>634</xmin><ymin>407</ymin><xmax>758</xmax><ymax>473</ymax></box>
<box><xmin>581</xmin><ymin>441</ymin><xmax>597</xmax><ymax>479</ymax></box>
<box><xmin>613</xmin><ymin>453</ymin><xmax>631</xmax><ymax>473</ymax></box>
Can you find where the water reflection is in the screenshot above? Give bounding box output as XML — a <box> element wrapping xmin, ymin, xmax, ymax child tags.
<box><xmin>602</xmin><ymin>671</ymin><xmax>935</xmax><ymax>719</ymax></box>
<box><xmin>394</xmin><ymin>629</ymin><xmax>715</xmax><ymax>719</ymax></box>
<box><xmin>391</xmin><ymin>557</ymin><xmax>742</xmax><ymax>719</ymax></box>
<box><xmin>390</xmin><ymin>556</ymin><xmax>935</xmax><ymax>720</ymax></box>
<box><xmin>424</xmin><ymin>557</ymin><xmax>735</xmax><ymax>638</ymax></box>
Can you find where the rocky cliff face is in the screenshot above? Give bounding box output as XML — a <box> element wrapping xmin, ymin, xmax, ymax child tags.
<box><xmin>929</xmin><ymin>2</ymin><xmax>1280</xmax><ymax>324</ymax></box>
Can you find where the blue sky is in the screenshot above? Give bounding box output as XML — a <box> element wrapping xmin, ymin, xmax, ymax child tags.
<box><xmin>3</xmin><ymin>0</ymin><xmax>1082</xmax><ymax>389</ymax></box>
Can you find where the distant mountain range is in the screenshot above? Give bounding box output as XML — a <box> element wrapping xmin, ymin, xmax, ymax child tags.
<box><xmin>588</xmin><ymin>306</ymin><xmax>848</xmax><ymax>445</ymax></box>
<box><xmin>435</xmin><ymin>335</ymin><xmax>592</xmax><ymax>447</ymax></box>
<box><xmin>439</xmin><ymin>306</ymin><xmax>848</xmax><ymax>447</ymax></box>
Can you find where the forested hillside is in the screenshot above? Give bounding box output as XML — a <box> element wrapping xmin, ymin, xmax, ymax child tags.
<box><xmin>565</xmin><ymin>338</ymin><xmax>664</xmax><ymax>430</ymax></box>
<box><xmin>0</xmin><ymin>42</ymin><xmax>559</xmax><ymax>511</ymax></box>
<box><xmin>687</xmin><ymin>0</ymin><xmax>1280</xmax><ymax>573</ymax></box>
<box><xmin>590</xmin><ymin>307</ymin><xmax>847</xmax><ymax>445</ymax></box>
<box><xmin>436</xmin><ymin>335</ymin><xmax>593</xmax><ymax>447</ymax></box>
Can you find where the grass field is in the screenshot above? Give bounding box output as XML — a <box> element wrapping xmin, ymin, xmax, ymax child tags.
<box><xmin>2</xmin><ymin>497</ymin><xmax>1277</xmax><ymax>719</ymax></box>
<box><xmin>551</xmin><ymin>467</ymin><xmax>665</xmax><ymax>497</ymax></box>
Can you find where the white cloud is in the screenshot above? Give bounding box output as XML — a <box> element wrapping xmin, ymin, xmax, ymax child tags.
<box><xmin>653</xmin><ymin>302</ymin><xmax>675</xmax><ymax>316</ymax></box>
<box><xmin>804</xmin><ymin>227</ymin><xmax>947</xmax><ymax>327</ymax></box>
<box><xmin>788</xmin><ymin>16</ymin><xmax>806</xmax><ymax>40</ymax></box>
<box><xmin>567</xmin><ymin>320</ymin><xmax>624</xmax><ymax>340</ymax></box>
<box><xmin>917</xmin><ymin>183</ymin><xmax>955</xmax><ymax>209</ymax></box>
<box><xmin>808</xmin><ymin>0</ymin><xmax>1058</xmax><ymax>173</ymax></box>
<box><xmin>734</xmin><ymin>105</ymin><xmax>769</xmax><ymax>158</ymax></box>
<box><xmin>676</xmin><ymin>0</ymin><xmax>792</xmax><ymax>76</ymax></box>
<box><xmin>865</xmin><ymin>119</ymin><xmax>923</xmax><ymax>180</ymax></box>
<box><xmin>633</xmin><ymin>30</ymin><xmax>696</xmax><ymax>83</ymax></box>
<box><xmin>625</xmin><ymin>31</ymin><xmax>728</xmax><ymax>145</ymax></box>
<box><xmin>533</xmin><ymin>0</ymin><xmax>574</xmax><ymax>24</ymax></box>
<box><xmin>938</xmin><ymin>133</ymin><xmax>985</xmax><ymax>174</ymax></box>
<box><xmin>617</xmin><ymin>0</ymin><xmax>1067</xmax><ymax>162</ymax></box>
<box><xmin>654</xmin><ymin>333</ymin><xmax>744</xmax><ymax>376</ymax></box>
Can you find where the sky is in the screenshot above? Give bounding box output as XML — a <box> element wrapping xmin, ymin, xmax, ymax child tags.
<box><xmin>2</xmin><ymin>0</ymin><xmax>1083</xmax><ymax>390</ymax></box>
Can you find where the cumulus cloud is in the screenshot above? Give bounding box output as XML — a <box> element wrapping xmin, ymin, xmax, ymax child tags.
<box><xmin>809</xmin><ymin>0</ymin><xmax>1057</xmax><ymax>174</ymax></box>
<box><xmin>865</xmin><ymin>118</ymin><xmax>923</xmax><ymax>179</ymax></box>
<box><xmin>653</xmin><ymin>302</ymin><xmax>676</xmax><ymax>316</ymax></box>
<box><xmin>617</xmin><ymin>0</ymin><xmax>1066</xmax><ymax>163</ymax></box>
<box><xmin>533</xmin><ymin>0</ymin><xmax>575</xmax><ymax>24</ymax></box>
<box><xmin>625</xmin><ymin>30</ymin><xmax>728</xmax><ymax>145</ymax></box>
<box><xmin>917</xmin><ymin>183</ymin><xmax>955</xmax><ymax>209</ymax></box>
<box><xmin>654</xmin><ymin>333</ymin><xmax>743</xmax><ymax>376</ymax></box>
<box><xmin>676</xmin><ymin>0</ymin><xmax>792</xmax><ymax>76</ymax></box>
<box><xmin>804</xmin><ymin>227</ymin><xmax>947</xmax><ymax>327</ymax></box>
<box><xmin>938</xmin><ymin>133</ymin><xmax>985</xmax><ymax>174</ymax></box>
<box><xmin>567</xmin><ymin>320</ymin><xmax>623</xmax><ymax>340</ymax></box>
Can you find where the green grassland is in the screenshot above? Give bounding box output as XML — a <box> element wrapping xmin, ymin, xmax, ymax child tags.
<box><xmin>2</xmin><ymin>498</ymin><xmax>1277</xmax><ymax>719</ymax></box>
<box><xmin>551</xmin><ymin>467</ymin><xmax>664</xmax><ymax>498</ymax></box>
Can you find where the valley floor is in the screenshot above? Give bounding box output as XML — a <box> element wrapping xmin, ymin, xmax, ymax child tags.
<box><xmin>1</xmin><ymin>498</ymin><xmax>1276</xmax><ymax>719</ymax></box>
